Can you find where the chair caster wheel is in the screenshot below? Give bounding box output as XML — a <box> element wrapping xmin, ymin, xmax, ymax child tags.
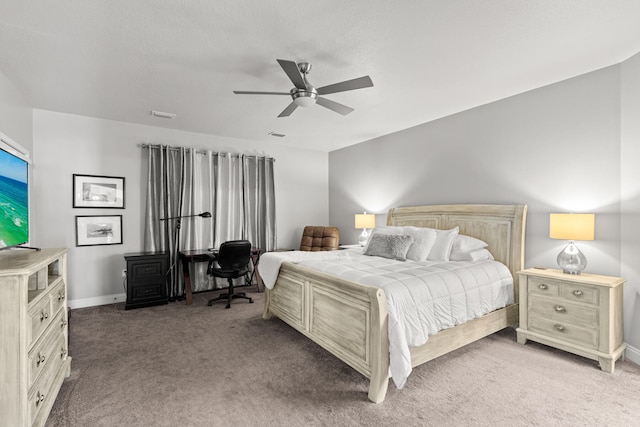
<box><xmin>225</xmin><ymin>304</ymin><xmax>231</xmax><ymax>309</ymax></box>
<box><xmin>249</xmin><ymin>299</ymin><xmax>254</xmax><ymax>303</ymax></box>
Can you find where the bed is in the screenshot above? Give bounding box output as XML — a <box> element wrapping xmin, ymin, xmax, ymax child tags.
<box><xmin>262</xmin><ymin>204</ymin><xmax>527</xmax><ymax>403</ymax></box>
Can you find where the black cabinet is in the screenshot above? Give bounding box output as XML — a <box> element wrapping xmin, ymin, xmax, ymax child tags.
<box><xmin>124</xmin><ymin>252</ymin><xmax>168</xmax><ymax>310</ymax></box>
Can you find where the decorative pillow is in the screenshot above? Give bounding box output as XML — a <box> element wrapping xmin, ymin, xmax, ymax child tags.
<box><xmin>426</xmin><ymin>226</ymin><xmax>459</xmax><ymax>261</ymax></box>
<box><xmin>364</xmin><ymin>226</ymin><xmax>437</xmax><ymax>261</ymax></box>
<box><xmin>362</xmin><ymin>226</ymin><xmax>403</xmax><ymax>253</ymax></box>
<box><xmin>449</xmin><ymin>248</ymin><xmax>494</xmax><ymax>262</ymax></box>
<box><xmin>363</xmin><ymin>234</ymin><xmax>414</xmax><ymax>261</ymax></box>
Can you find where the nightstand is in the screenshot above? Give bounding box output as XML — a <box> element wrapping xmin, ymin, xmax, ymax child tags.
<box><xmin>516</xmin><ymin>268</ymin><xmax>625</xmax><ymax>373</ymax></box>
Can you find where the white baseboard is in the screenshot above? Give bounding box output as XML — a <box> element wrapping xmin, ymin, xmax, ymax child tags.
<box><xmin>625</xmin><ymin>343</ymin><xmax>640</xmax><ymax>366</ymax></box>
<box><xmin>68</xmin><ymin>293</ymin><xmax>126</xmax><ymax>309</ymax></box>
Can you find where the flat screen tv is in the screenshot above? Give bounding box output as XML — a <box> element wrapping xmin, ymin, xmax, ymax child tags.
<box><xmin>0</xmin><ymin>146</ymin><xmax>29</xmax><ymax>250</ymax></box>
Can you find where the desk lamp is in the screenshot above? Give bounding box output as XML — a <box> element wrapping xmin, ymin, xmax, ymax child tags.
<box><xmin>549</xmin><ymin>213</ymin><xmax>594</xmax><ymax>275</ymax></box>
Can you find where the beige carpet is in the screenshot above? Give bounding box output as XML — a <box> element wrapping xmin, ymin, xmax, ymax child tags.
<box><xmin>46</xmin><ymin>290</ymin><xmax>640</xmax><ymax>427</ymax></box>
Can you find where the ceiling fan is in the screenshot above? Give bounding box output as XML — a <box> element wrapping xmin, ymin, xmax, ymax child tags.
<box><xmin>233</xmin><ymin>59</ymin><xmax>374</xmax><ymax>117</ymax></box>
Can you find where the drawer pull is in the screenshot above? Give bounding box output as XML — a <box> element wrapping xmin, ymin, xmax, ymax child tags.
<box><xmin>35</xmin><ymin>391</ymin><xmax>45</xmax><ymax>406</ymax></box>
<box><xmin>36</xmin><ymin>353</ymin><xmax>46</xmax><ymax>367</ymax></box>
<box><xmin>538</xmin><ymin>283</ymin><xmax>548</xmax><ymax>290</ymax></box>
<box><xmin>58</xmin><ymin>291</ymin><xmax>65</xmax><ymax>301</ymax></box>
<box><xmin>573</xmin><ymin>290</ymin><xmax>584</xmax><ymax>297</ymax></box>
<box><xmin>60</xmin><ymin>319</ymin><xmax>68</xmax><ymax>328</ymax></box>
<box><xmin>61</xmin><ymin>347</ymin><xmax>68</xmax><ymax>358</ymax></box>
<box><xmin>555</xmin><ymin>305</ymin><xmax>566</xmax><ymax>313</ymax></box>
<box><xmin>40</xmin><ymin>312</ymin><xmax>49</xmax><ymax>321</ymax></box>
<box><xmin>554</xmin><ymin>324</ymin><xmax>565</xmax><ymax>332</ymax></box>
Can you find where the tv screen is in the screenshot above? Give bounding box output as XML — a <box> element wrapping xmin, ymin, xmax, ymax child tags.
<box><xmin>0</xmin><ymin>147</ymin><xmax>29</xmax><ymax>249</ymax></box>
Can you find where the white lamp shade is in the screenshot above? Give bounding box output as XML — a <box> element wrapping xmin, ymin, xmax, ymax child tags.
<box><xmin>355</xmin><ymin>213</ymin><xmax>375</xmax><ymax>229</ymax></box>
<box><xmin>549</xmin><ymin>213</ymin><xmax>594</xmax><ymax>241</ymax></box>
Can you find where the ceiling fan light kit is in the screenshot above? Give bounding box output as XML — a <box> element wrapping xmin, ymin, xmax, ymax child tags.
<box><xmin>291</xmin><ymin>89</ymin><xmax>317</xmax><ymax>107</ymax></box>
<box><xmin>233</xmin><ymin>59</ymin><xmax>373</xmax><ymax>117</ymax></box>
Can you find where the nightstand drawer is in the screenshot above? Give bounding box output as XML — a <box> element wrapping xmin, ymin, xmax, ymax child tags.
<box><xmin>527</xmin><ymin>277</ymin><xmax>560</xmax><ymax>297</ymax></box>
<box><xmin>529</xmin><ymin>296</ymin><xmax>598</xmax><ymax>327</ymax></box>
<box><xmin>559</xmin><ymin>283</ymin><xmax>598</xmax><ymax>305</ymax></box>
<box><xmin>529</xmin><ymin>316</ymin><xmax>598</xmax><ymax>349</ymax></box>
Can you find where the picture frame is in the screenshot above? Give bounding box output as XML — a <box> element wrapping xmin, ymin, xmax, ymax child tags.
<box><xmin>76</xmin><ymin>215</ymin><xmax>123</xmax><ymax>246</ymax></box>
<box><xmin>73</xmin><ymin>174</ymin><xmax>125</xmax><ymax>208</ymax></box>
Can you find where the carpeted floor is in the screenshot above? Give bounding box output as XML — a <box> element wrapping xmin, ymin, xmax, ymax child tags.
<box><xmin>46</xmin><ymin>289</ymin><xmax>640</xmax><ymax>426</ymax></box>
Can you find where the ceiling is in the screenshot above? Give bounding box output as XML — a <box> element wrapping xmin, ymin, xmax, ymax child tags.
<box><xmin>1</xmin><ymin>1</ymin><xmax>640</xmax><ymax>152</ymax></box>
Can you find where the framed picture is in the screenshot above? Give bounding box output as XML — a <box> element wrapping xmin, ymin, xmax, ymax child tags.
<box><xmin>73</xmin><ymin>174</ymin><xmax>125</xmax><ymax>208</ymax></box>
<box><xmin>76</xmin><ymin>215</ymin><xmax>123</xmax><ymax>246</ymax></box>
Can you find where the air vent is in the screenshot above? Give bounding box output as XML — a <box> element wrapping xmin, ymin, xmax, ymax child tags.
<box><xmin>268</xmin><ymin>132</ymin><xmax>286</xmax><ymax>138</ymax></box>
<box><xmin>150</xmin><ymin>110</ymin><xmax>176</xmax><ymax>119</ymax></box>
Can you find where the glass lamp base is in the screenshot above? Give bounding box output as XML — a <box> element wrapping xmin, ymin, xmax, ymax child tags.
<box><xmin>557</xmin><ymin>241</ymin><xmax>587</xmax><ymax>275</ymax></box>
<box><xmin>359</xmin><ymin>229</ymin><xmax>370</xmax><ymax>247</ymax></box>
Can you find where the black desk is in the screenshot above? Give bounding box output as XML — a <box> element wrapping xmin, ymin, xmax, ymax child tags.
<box><xmin>179</xmin><ymin>247</ymin><xmax>262</xmax><ymax>305</ymax></box>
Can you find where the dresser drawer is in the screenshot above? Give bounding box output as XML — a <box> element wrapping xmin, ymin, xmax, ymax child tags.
<box><xmin>28</xmin><ymin>336</ymin><xmax>65</xmax><ymax>426</ymax></box>
<box><xmin>28</xmin><ymin>295</ymin><xmax>53</xmax><ymax>347</ymax></box>
<box><xmin>529</xmin><ymin>295</ymin><xmax>598</xmax><ymax>327</ymax></box>
<box><xmin>49</xmin><ymin>278</ymin><xmax>67</xmax><ymax>316</ymax></box>
<box><xmin>528</xmin><ymin>315</ymin><xmax>598</xmax><ymax>349</ymax></box>
<box><xmin>27</xmin><ymin>310</ymin><xmax>66</xmax><ymax>389</ymax></box>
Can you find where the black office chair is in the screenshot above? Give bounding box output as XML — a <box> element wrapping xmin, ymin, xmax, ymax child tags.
<box><xmin>207</xmin><ymin>240</ymin><xmax>253</xmax><ymax>309</ymax></box>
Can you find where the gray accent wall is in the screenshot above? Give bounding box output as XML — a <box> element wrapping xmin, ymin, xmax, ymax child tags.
<box><xmin>330</xmin><ymin>63</ymin><xmax>640</xmax><ymax>356</ymax></box>
<box><xmin>621</xmin><ymin>51</ymin><xmax>640</xmax><ymax>352</ymax></box>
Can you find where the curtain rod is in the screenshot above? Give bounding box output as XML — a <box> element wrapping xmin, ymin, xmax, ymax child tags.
<box><xmin>138</xmin><ymin>143</ymin><xmax>275</xmax><ymax>161</ymax></box>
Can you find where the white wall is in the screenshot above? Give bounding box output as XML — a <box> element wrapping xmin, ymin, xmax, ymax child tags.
<box><xmin>329</xmin><ymin>64</ymin><xmax>639</xmax><ymax>358</ymax></box>
<box><xmin>32</xmin><ymin>110</ymin><xmax>328</xmax><ymax>306</ymax></box>
<box><xmin>621</xmin><ymin>50</ymin><xmax>640</xmax><ymax>360</ymax></box>
<box><xmin>0</xmin><ymin>69</ymin><xmax>32</xmax><ymax>152</ymax></box>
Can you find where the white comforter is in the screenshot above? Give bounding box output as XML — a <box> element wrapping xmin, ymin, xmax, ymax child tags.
<box><xmin>259</xmin><ymin>248</ymin><xmax>514</xmax><ymax>389</ymax></box>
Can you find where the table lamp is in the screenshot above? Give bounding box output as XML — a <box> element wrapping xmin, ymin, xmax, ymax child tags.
<box><xmin>549</xmin><ymin>213</ymin><xmax>594</xmax><ymax>274</ymax></box>
<box><xmin>355</xmin><ymin>213</ymin><xmax>376</xmax><ymax>246</ymax></box>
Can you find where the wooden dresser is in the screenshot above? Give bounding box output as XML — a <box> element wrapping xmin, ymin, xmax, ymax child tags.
<box><xmin>0</xmin><ymin>248</ymin><xmax>71</xmax><ymax>427</ymax></box>
<box><xmin>516</xmin><ymin>268</ymin><xmax>625</xmax><ymax>373</ymax></box>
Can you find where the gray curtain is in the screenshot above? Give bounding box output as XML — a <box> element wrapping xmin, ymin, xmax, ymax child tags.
<box><xmin>143</xmin><ymin>145</ymin><xmax>276</xmax><ymax>299</ymax></box>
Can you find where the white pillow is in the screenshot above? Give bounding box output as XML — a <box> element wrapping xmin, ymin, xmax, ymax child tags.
<box><xmin>364</xmin><ymin>226</ymin><xmax>437</xmax><ymax>261</ymax></box>
<box><xmin>450</xmin><ymin>234</ymin><xmax>488</xmax><ymax>259</ymax></box>
<box><xmin>403</xmin><ymin>226</ymin><xmax>437</xmax><ymax>261</ymax></box>
<box><xmin>427</xmin><ymin>226</ymin><xmax>459</xmax><ymax>261</ymax></box>
<box><xmin>449</xmin><ymin>248</ymin><xmax>494</xmax><ymax>262</ymax></box>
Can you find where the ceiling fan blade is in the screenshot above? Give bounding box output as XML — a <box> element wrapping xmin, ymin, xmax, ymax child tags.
<box><xmin>277</xmin><ymin>59</ymin><xmax>307</xmax><ymax>90</ymax></box>
<box><xmin>233</xmin><ymin>90</ymin><xmax>290</xmax><ymax>95</ymax></box>
<box><xmin>316</xmin><ymin>76</ymin><xmax>373</xmax><ymax>95</ymax></box>
<box><xmin>278</xmin><ymin>102</ymin><xmax>299</xmax><ymax>117</ymax></box>
<box><xmin>316</xmin><ymin>97</ymin><xmax>354</xmax><ymax>116</ymax></box>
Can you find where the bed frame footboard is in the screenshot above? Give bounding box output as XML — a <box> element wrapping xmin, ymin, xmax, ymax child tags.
<box><xmin>263</xmin><ymin>262</ymin><xmax>390</xmax><ymax>403</ymax></box>
<box><xmin>263</xmin><ymin>203</ymin><xmax>527</xmax><ymax>403</ymax></box>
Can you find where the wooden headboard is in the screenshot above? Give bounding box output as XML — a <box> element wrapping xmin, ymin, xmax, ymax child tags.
<box><xmin>387</xmin><ymin>204</ymin><xmax>527</xmax><ymax>301</ymax></box>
